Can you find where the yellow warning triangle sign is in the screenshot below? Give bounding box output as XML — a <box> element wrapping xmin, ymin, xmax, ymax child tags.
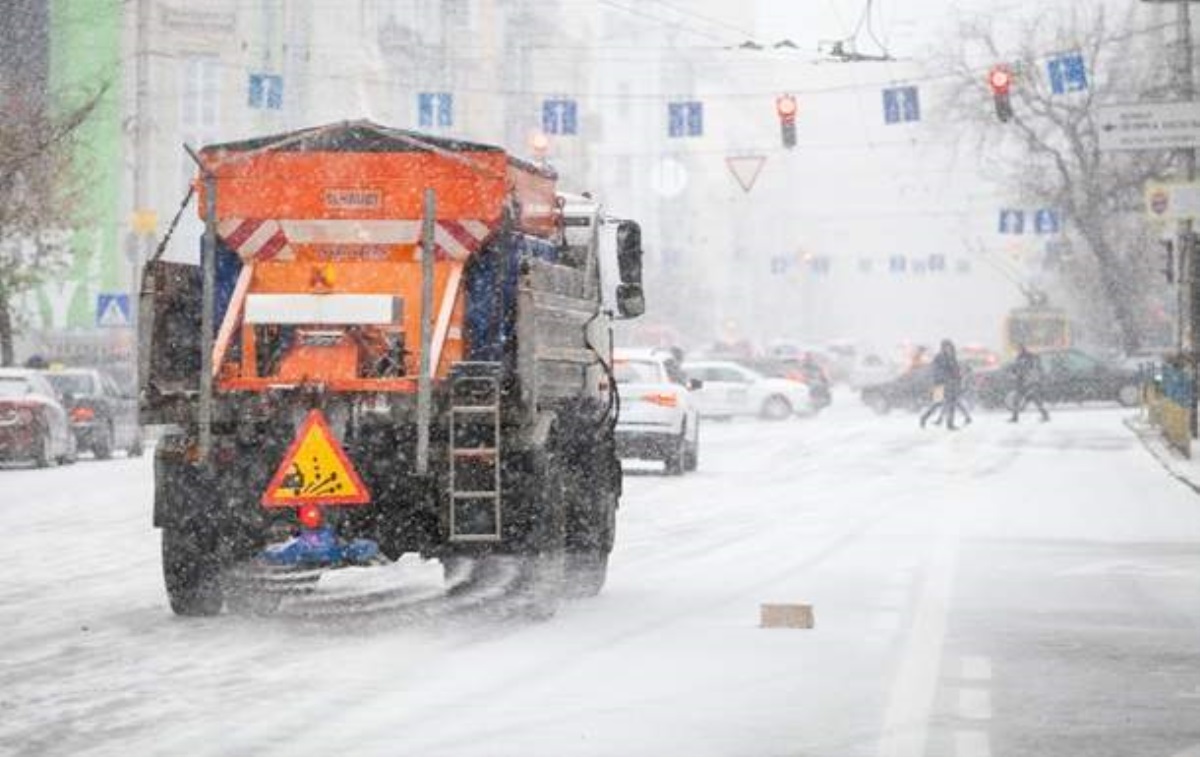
<box><xmin>261</xmin><ymin>410</ymin><xmax>370</xmax><ymax>507</ymax></box>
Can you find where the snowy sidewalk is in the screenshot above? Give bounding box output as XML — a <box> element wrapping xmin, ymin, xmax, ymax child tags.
<box><xmin>1125</xmin><ymin>414</ymin><xmax>1200</xmax><ymax>494</ymax></box>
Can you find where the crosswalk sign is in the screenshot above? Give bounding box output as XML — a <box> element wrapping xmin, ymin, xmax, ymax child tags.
<box><xmin>262</xmin><ymin>410</ymin><xmax>370</xmax><ymax>507</ymax></box>
<box><xmin>96</xmin><ymin>293</ymin><xmax>131</xmax><ymax>327</ymax></box>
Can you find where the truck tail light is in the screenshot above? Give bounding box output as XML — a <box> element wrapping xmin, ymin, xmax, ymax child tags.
<box><xmin>70</xmin><ymin>406</ymin><xmax>96</xmax><ymax>422</ymax></box>
<box><xmin>642</xmin><ymin>392</ymin><xmax>678</xmax><ymax>407</ymax></box>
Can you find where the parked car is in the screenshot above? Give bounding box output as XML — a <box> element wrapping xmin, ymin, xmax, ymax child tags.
<box><xmin>975</xmin><ymin>348</ymin><xmax>1143</xmax><ymax>410</ymax></box>
<box><xmin>860</xmin><ymin>365</ymin><xmax>936</xmax><ymax>414</ymax></box>
<box><xmin>40</xmin><ymin>367</ymin><xmax>142</xmax><ymax>458</ymax></box>
<box><xmin>848</xmin><ymin>352</ymin><xmax>900</xmax><ymax>390</ymax></box>
<box><xmin>614</xmin><ymin>348</ymin><xmax>700</xmax><ymax>474</ymax></box>
<box><xmin>743</xmin><ymin>357</ymin><xmax>831</xmax><ymax>410</ymax></box>
<box><xmin>0</xmin><ymin>368</ymin><xmax>76</xmax><ymax>467</ymax></box>
<box><xmin>683</xmin><ymin>359</ymin><xmax>813</xmax><ymax>420</ymax></box>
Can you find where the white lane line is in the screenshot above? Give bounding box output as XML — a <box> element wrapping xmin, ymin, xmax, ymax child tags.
<box><xmin>956</xmin><ymin>688</ymin><xmax>992</xmax><ymax>720</ymax></box>
<box><xmin>954</xmin><ymin>729</ymin><xmax>992</xmax><ymax>757</ymax></box>
<box><xmin>876</xmin><ymin>520</ymin><xmax>961</xmax><ymax>757</ymax></box>
<box><xmin>960</xmin><ymin>655</ymin><xmax>992</xmax><ymax>681</ymax></box>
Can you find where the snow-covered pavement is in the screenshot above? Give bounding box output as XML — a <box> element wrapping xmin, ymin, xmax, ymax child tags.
<box><xmin>3</xmin><ymin>401</ymin><xmax>1200</xmax><ymax>757</ymax></box>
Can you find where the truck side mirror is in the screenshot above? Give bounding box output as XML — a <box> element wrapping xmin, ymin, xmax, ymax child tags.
<box><xmin>616</xmin><ymin>282</ymin><xmax>645</xmax><ymax>318</ymax></box>
<box><xmin>615</xmin><ymin>220</ymin><xmax>645</xmax><ymax>319</ymax></box>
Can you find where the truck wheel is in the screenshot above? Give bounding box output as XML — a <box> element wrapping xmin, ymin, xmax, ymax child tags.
<box><xmin>564</xmin><ymin>491</ymin><xmax>616</xmax><ymax>599</ymax></box>
<box><xmin>93</xmin><ymin>423</ymin><xmax>114</xmax><ymax>460</ymax></box>
<box><xmin>520</xmin><ymin>452</ymin><xmax>567</xmax><ymax>619</ymax></box>
<box><xmin>162</xmin><ymin>524</ymin><xmax>223</xmax><ymax>616</ymax></box>
<box><xmin>663</xmin><ymin>429</ymin><xmax>686</xmax><ymax>476</ymax></box>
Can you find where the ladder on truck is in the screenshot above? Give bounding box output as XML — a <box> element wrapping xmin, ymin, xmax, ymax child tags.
<box><xmin>448</xmin><ymin>362</ymin><xmax>503</xmax><ymax>541</ymax></box>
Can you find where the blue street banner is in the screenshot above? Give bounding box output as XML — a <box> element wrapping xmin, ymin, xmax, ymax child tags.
<box><xmin>542</xmin><ymin>99</ymin><xmax>578</xmax><ymax>135</ymax></box>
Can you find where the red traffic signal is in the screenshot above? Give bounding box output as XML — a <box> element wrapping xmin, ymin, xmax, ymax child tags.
<box><xmin>776</xmin><ymin>94</ymin><xmax>797</xmax><ymax>149</ymax></box>
<box><xmin>988</xmin><ymin>66</ymin><xmax>1012</xmax><ymax>94</ymax></box>
<box><xmin>775</xmin><ymin>94</ymin><xmax>798</xmax><ymax>122</ymax></box>
<box><xmin>988</xmin><ymin>66</ymin><xmax>1013</xmax><ymax>122</ymax></box>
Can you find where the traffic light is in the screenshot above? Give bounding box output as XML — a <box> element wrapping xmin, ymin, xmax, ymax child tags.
<box><xmin>988</xmin><ymin>66</ymin><xmax>1013</xmax><ymax>123</ymax></box>
<box><xmin>776</xmin><ymin>94</ymin><xmax>797</xmax><ymax>149</ymax></box>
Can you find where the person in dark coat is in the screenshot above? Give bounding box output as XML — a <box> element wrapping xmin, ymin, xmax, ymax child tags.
<box><xmin>1009</xmin><ymin>343</ymin><xmax>1049</xmax><ymax>422</ymax></box>
<box><xmin>920</xmin><ymin>339</ymin><xmax>964</xmax><ymax>430</ymax></box>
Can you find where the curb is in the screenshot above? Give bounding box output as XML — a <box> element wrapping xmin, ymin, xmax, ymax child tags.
<box><xmin>1123</xmin><ymin>416</ymin><xmax>1200</xmax><ymax>496</ymax></box>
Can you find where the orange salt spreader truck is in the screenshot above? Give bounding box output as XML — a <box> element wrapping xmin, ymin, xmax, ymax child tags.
<box><xmin>139</xmin><ymin>121</ymin><xmax>646</xmax><ymax>617</ymax></box>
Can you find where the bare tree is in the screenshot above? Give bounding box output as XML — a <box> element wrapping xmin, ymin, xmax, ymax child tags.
<box><xmin>0</xmin><ymin>79</ymin><xmax>107</xmax><ymax>366</ymax></box>
<box><xmin>937</xmin><ymin>6</ymin><xmax>1177</xmax><ymax>354</ymax></box>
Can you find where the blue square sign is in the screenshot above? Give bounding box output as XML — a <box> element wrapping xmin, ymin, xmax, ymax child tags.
<box><xmin>96</xmin><ymin>293</ymin><xmax>131</xmax><ymax>328</ymax></box>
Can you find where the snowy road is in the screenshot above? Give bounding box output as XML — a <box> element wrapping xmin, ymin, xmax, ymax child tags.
<box><xmin>4</xmin><ymin>400</ymin><xmax>1200</xmax><ymax>756</ymax></box>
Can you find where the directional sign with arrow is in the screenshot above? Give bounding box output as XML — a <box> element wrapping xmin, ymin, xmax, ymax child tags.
<box><xmin>1097</xmin><ymin>101</ymin><xmax>1200</xmax><ymax>152</ymax></box>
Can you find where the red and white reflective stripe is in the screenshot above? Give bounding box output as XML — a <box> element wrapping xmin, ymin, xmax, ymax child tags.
<box><xmin>432</xmin><ymin>219</ymin><xmax>492</xmax><ymax>261</ymax></box>
<box><xmin>217</xmin><ymin>219</ymin><xmax>292</xmax><ymax>262</ymax></box>
<box><xmin>217</xmin><ymin>219</ymin><xmax>495</xmax><ymax>261</ymax></box>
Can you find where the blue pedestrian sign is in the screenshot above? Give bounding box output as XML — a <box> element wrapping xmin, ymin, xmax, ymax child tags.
<box><xmin>668</xmin><ymin>101</ymin><xmax>703</xmax><ymax>137</ymax></box>
<box><xmin>998</xmin><ymin>209</ymin><xmax>1025</xmax><ymax>234</ymax></box>
<box><xmin>882</xmin><ymin>86</ymin><xmax>920</xmax><ymax>124</ymax></box>
<box><xmin>542</xmin><ymin>99</ymin><xmax>578</xmax><ymax>135</ymax></box>
<box><xmin>96</xmin><ymin>293</ymin><xmax>131</xmax><ymax>328</ymax></box>
<box><xmin>1047</xmin><ymin>53</ymin><xmax>1087</xmax><ymax>95</ymax></box>
<box><xmin>248</xmin><ymin>73</ymin><xmax>284</xmax><ymax>110</ymax></box>
<box><xmin>1034</xmin><ymin>208</ymin><xmax>1061</xmax><ymax>234</ymax></box>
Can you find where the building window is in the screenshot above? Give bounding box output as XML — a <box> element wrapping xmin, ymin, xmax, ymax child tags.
<box><xmin>928</xmin><ymin>253</ymin><xmax>946</xmax><ymax>272</ymax></box>
<box><xmin>182</xmin><ymin>56</ymin><xmax>221</xmax><ymax>132</ymax></box>
<box><xmin>888</xmin><ymin>255</ymin><xmax>907</xmax><ymax>273</ymax></box>
<box><xmin>418</xmin><ymin>92</ymin><xmax>453</xmax><ymax>128</ymax></box>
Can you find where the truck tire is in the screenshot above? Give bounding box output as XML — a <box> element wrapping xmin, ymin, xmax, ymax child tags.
<box><xmin>564</xmin><ymin>492</ymin><xmax>616</xmax><ymax>599</ymax></box>
<box><xmin>520</xmin><ymin>450</ymin><xmax>567</xmax><ymax>619</ymax></box>
<box><xmin>162</xmin><ymin>524</ymin><xmax>223</xmax><ymax>616</ymax></box>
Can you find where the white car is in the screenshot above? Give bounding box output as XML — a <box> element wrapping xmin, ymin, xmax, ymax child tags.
<box><xmin>683</xmin><ymin>360</ymin><xmax>812</xmax><ymax>420</ymax></box>
<box><xmin>614</xmin><ymin>348</ymin><xmax>700</xmax><ymax>474</ymax></box>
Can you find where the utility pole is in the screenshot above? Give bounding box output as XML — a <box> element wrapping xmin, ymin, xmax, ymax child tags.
<box><xmin>1175</xmin><ymin>0</ymin><xmax>1198</xmax><ymax>437</ymax></box>
<box><xmin>128</xmin><ymin>0</ymin><xmax>153</xmax><ymax>328</ymax></box>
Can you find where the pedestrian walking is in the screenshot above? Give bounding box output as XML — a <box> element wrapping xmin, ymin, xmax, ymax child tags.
<box><xmin>920</xmin><ymin>339</ymin><xmax>965</xmax><ymax>430</ymax></box>
<box><xmin>1009</xmin><ymin>343</ymin><xmax>1049</xmax><ymax>422</ymax></box>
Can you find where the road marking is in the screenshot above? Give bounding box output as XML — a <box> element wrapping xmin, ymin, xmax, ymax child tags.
<box><xmin>954</xmin><ymin>729</ymin><xmax>991</xmax><ymax>757</ymax></box>
<box><xmin>960</xmin><ymin>656</ymin><xmax>992</xmax><ymax>681</ymax></box>
<box><xmin>956</xmin><ymin>688</ymin><xmax>992</xmax><ymax>720</ymax></box>
<box><xmin>876</xmin><ymin>520</ymin><xmax>960</xmax><ymax>757</ymax></box>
